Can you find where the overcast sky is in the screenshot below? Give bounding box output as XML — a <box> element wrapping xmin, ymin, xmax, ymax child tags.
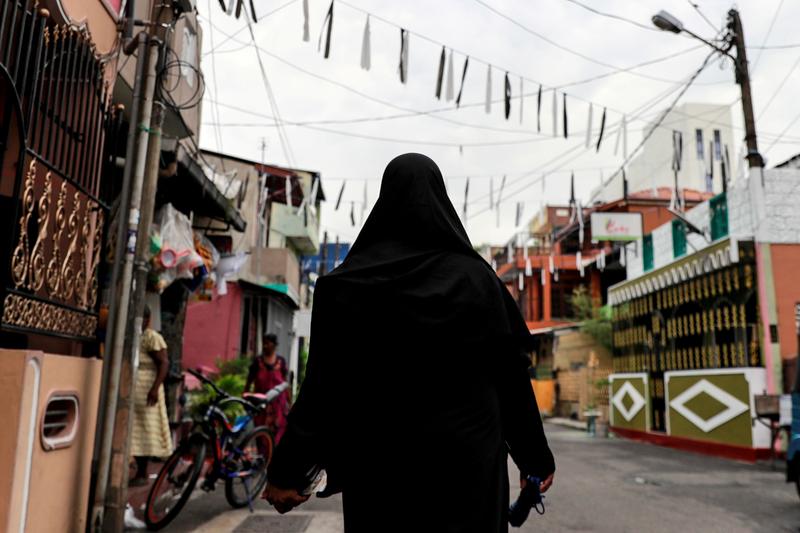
<box><xmin>197</xmin><ymin>0</ymin><xmax>800</xmax><ymax>246</ymax></box>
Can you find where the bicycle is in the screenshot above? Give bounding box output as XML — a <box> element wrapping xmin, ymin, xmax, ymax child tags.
<box><xmin>143</xmin><ymin>368</ymin><xmax>288</xmax><ymax>530</ymax></box>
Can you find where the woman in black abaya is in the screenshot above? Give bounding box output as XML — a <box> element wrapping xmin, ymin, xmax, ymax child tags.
<box><xmin>265</xmin><ymin>153</ymin><xmax>555</xmax><ymax>533</ymax></box>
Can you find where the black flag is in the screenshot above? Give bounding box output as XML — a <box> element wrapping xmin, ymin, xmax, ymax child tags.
<box><xmin>318</xmin><ymin>1</ymin><xmax>334</xmax><ymax>58</ymax></box>
<box><xmin>562</xmin><ymin>93</ymin><xmax>568</xmax><ymax>139</ymax></box>
<box><xmin>504</xmin><ymin>72</ymin><xmax>511</xmax><ymax>120</ymax></box>
<box><xmin>595</xmin><ymin>107</ymin><xmax>606</xmax><ymax>152</ymax></box>
<box><xmin>335</xmin><ymin>180</ymin><xmax>346</xmax><ymax>210</ymax></box>
<box><xmin>456</xmin><ymin>56</ymin><xmax>469</xmax><ymax>107</ymax></box>
<box><xmin>435</xmin><ymin>46</ymin><xmax>445</xmax><ymax>99</ymax></box>
<box><xmin>537</xmin><ymin>84</ymin><xmax>542</xmax><ymax>133</ymax></box>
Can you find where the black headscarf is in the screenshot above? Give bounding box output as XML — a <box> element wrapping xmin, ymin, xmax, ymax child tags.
<box><xmin>268</xmin><ymin>154</ymin><xmax>553</xmax><ymax>533</ymax></box>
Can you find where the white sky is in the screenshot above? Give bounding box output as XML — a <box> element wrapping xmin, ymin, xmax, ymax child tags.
<box><xmin>197</xmin><ymin>0</ymin><xmax>800</xmax><ymax>247</ymax></box>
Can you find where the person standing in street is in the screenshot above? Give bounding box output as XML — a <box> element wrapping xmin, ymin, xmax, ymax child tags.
<box><xmin>245</xmin><ymin>333</ymin><xmax>290</xmax><ymax>445</ymax></box>
<box><xmin>130</xmin><ymin>305</ymin><xmax>173</xmax><ymax>485</ymax></box>
<box><xmin>264</xmin><ymin>153</ymin><xmax>555</xmax><ymax>532</ymax></box>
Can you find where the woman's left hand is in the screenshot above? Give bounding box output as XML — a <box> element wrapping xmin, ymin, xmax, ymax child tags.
<box><xmin>147</xmin><ymin>387</ymin><xmax>159</xmax><ymax>406</ymax></box>
<box><xmin>263</xmin><ymin>484</ymin><xmax>310</xmax><ymax>514</ymax></box>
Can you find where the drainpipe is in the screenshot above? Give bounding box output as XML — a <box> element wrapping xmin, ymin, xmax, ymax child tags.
<box><xmin>90</xmin><ymin>32</ymin><xmax>159</xmax><ymax>532</ymax></box>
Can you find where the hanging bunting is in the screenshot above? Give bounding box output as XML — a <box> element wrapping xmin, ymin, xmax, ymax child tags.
<box><xmin>554</xmin><ymin>269</ymin><xmax>559</xmax><ymax>282</ymax></box>
<box><xmin>456</xmin><ymin>56</ymin><xmax>469</xmax><ymax>107</ymax></box>
<box><xmin>495</xmin><ymin>174</ymin><xmax>505</xmax><ymax>228</ymax></box>
<box><xmin>671</xmin><ymin>130</ymin><xmax>683</xmax><ymax>172</ymax></box>
<box><xmin>398</xmin><ymin>29</ymin><xmax>409</xmax><ymax>83</ymax></box>
<box><xmin>622</xmin><ymin>115</ymin><xmax>628</xmax><ymax>158</ymax></box>
<box><xmin>540</xmin><ymin>174</ymin><xmax>546</xmax><ymax>209</ymax></box>
<box><xmin>620</xmin><ymin>246</ymin><xmax>626</xmax><ymax>267</ymax></box>
<box><xmin>577</xmin><ymin>201</ymin><xmax>585</xmax><ymax>246</ymax></box>
<box><xmin>568</xmin><ymin>172</ymin><xmax>576</xmax><ymax>223</ymax></box>
<box><xmin>540</xmin><ymin>267</ymin><xmax>546</xmax><ymax>286</ymax></box>
<box><xmin>226</xmin><ymin>0</ymin><xmax>234</xmax><ymax>15</ymax></box>
<box><xmin>548</xmin><ymin>254</ymin><xmax>554</xmax><ymax>274</ymax></box>
<box><xmin>318</xmin><ymin>1</ymin><xmax>334</xmax><ymax>59</ymax></box>
<box><xmin>360</xmin><ymin>15</ymin><xmax>371</xmax><ymax>70</ymax></box>
<box><xmin>335</xmin><ymin>180</ymin><xmax>345</xmax><ymax>210</ymax></box>
<box><xmin>235</xmin><ymin>0</ymin><xmax>243</xmax><ymax>19</ymax></box>
<box><xmin>489</xmin><ymin>177</ymin><xmax>494</xmax><ymax>209</ymax></box>
<box><xmin>504</xmin><ymin>72</ymin><xmax>511</xmax><ymax>120</ymax></box>
<box><xmin>523</xmin><ymin>241</ymin><xmax>528</xmax><ymax>259</ymax></box>
<box><xmin>595</xmin><ymin>107</ymin><xmax>606</xmax><ymax>152</ymax></box>
<box><xmin>506</xmin><ymin>242</ymin><xmax>513</xmax><ymax>263</ymax></box>
<box><xmin>519</xmin><ymin>78</ymin><xmax>524</xmax><ymax>124</ymax></box>
<box><xmin>706</xmin><ymin>140</ymin><xmax>714</xmax><ymax>192</ymax></box>
<box><xmin>485</xmin><ymin>65</ymin><xmax>492</xmax><ymax>114</ymax></box>
<box><xmin>302</xmin><ymin>0</ymin><xmax>310</xmax><ymax>42</ymax></box>
<box><xmin>577</xmin><ymin>251</ymin><xmax>584</xmax><ymax>277</ymax></box>
<box><xmin>599</xmin><ymin>249</ymin><xmax>606</xmax><ymax>271</ymax></box>
<box><xmin>536</xmin><ymin>84</ymin><xmax>542</xmax><ymax>133</ymax></box>
<box><xmin>562</xmin><ymin>93</ymin><xmax>568</xmax><ymax>139</ymax></box>
<box><xmin>285</xmin><ymin>176</ymin><xmax>292</xmax><ymax>206</ymax></box>
<box><xmin>723</xmin><ymin>145</ymin><xmax>731</xmax><ymax>189</ymax></box>
<box><xmin>462</xmin><ymin>178</ymin><xmax>469</xmax><ymax>220</ymax></box>
<box><xmin>514</xmin><ymin>201</ymin><xmax>522</xmax><ymax>227</ymax></box>
<box><xmin>350</xmin><ymin>201</ymin><xmax>356</xmax><ymax>226</ymax></box>
<box><xmin>250</xmin><ymin>0</ymin><xmax>258</xmax><ymax>22</ymax></box>
<box><xmin>445</xmin><ymin>49</ymin><xmax>455</xmax><ymax>101</ymax></box>
<box><xmin>435</xmin><ymin>46</ymin><xmax>445</xmax><ymax>98</ymax></box>
<box><xmin>361</xmin><ymin>181</ymin><xmax>368</xmax><ymax>222</ymax></box>
<box><xmin>552</xmin><ymin>89</ymin><xmax>558</xmax><ymax>138</ymax></box>
<box><xmin>585</xmin><ymin>103</ymin><xmax>593</xmax><ymax>149</ymax></box>
<box><xmin>525</xmin><ymin>256</ymin><xmax>533</xmax><ymax>277</ymax></box>
<box><xmin>518</xmin><ymin>272</ymin><xmax>525</xmax><ymax>292</ymax></box>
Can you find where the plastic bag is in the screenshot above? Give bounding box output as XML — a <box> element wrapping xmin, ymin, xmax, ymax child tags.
<box><xmin>150</xmin><ymin>204</ymin><xmax>204</xmax><ymax>293</ymax></box>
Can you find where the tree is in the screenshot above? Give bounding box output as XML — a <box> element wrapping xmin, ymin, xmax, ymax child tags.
<box><xmin>570</xmin><ymin>286</ymin><xmax>612</xmax><ymax>353</ymax></box>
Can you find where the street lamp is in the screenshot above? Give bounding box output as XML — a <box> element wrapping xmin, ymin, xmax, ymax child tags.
<box><xmin>652</xmin><ymin>8</ymin><xmax>762</xmax><ymax>169</ymax></box>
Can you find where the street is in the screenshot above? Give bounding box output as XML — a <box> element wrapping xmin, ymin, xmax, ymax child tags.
<box><xmin>154</xmin><ymin>423</ymin><xmax>799</xmax><ymax>532</ymax></box>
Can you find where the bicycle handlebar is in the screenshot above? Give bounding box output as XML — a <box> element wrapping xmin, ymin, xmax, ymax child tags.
<box><xmin>186</xmin><ymin>368</ymin><xmax>228</xmax><ymax>399</ymax></box>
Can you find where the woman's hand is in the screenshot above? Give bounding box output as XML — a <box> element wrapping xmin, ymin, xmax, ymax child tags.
<box><xmin>147</xmin><ymin>387</ymin><xmax>159</xmax><ymax>406</ymax></box>
<box><xmin>520</xmin><ymin>472</ymin><xmax>555</xmax><ymax>493</ymax></box>
<box><xmin>263</xmin><ymin>484</ymin><xmax>310</xmax><ymax>514</ymax></box>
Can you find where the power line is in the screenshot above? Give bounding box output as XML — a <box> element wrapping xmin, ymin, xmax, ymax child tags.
<box><xmin>751</xmin><ymin>0</ymin><xmax>785</xmax><ymax>72</ymax></box>
<box><xmin>561</xmin><ymin>0</ymin><xmax>662</xmax><ymax>33</ymax></box>
<box><xmin>756</xmin><ymin>52</ymin><xmax>800</xmax><ymax>121</ymax></box>
<box><xmin>200</xmin><ymin>0</ymin><xmax>300</xmax><ymax>56</ymax></box>
<box><xmin>686</xmin><ymin>1</ymin><xmax>721</xmax><ymax>34</ymax></box>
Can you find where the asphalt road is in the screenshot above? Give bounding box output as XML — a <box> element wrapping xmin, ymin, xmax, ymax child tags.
<box><xmin>156</xmin><ymin>423</ymin><xmax>800</xmax><ymax>532</ymax></box>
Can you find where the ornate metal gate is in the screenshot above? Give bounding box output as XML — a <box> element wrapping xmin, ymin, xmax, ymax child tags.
<box><xmin>0</xmin><ymin>2</ymin><xmax>119</xmax><ymax>342</ymax></box>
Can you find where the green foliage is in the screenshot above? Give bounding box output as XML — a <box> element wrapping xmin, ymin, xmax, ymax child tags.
<box><xmin>570</xmin><ymin>286</ymin><xmax>612</xmax><ymax>353</ymax></box>
<box><xmin>187</xmin><ymin>358</ymin><xmax>250</xmax><ymax>420</ymax></box>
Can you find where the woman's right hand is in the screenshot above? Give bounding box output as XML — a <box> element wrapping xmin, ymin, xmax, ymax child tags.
<box><xmin>263</xmin><ymin>484</ymin><xmax>310</xmax><ymax>514</ymax></box>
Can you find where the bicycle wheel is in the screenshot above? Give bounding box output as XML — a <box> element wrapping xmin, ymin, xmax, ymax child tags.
<box><xmin>224</xmin><ymin>426</ymin><xmax>273</xmax><ymax>508</ymax></box>
<box><xmin>144</xmin><ymin>436</ymin><xmax>207</xmax><ymax>530</ymax></box>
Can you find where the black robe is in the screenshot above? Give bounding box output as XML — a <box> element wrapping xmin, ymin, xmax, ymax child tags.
<box><xmin>268</xmin><ymin>153</ymin><xmax>555</xmax><ymax>533</ymax></box>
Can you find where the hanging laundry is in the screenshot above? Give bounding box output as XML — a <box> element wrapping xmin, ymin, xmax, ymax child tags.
<box><xmin>462</xmin><ymin>178</ymin><xmax>469</xmax><ymax>220</ymax></box>
<box><xmin>595</xmin><ymin>107</ymin><xmax>606</xmax><ymax>152</ymax></box>
<box><xmin>435</xmin><ymin>46</ymin><xmax>445</xmax><ymax>99</ymax></box>
<box><xmin>519</xmin><ymin>78</ymin><xmax>524</xmax><ymax>124</ymax></box>
<box><xmin>302</xmin><ymin>0</ymin><xmax>310</xmax><ymax>41</ymax></box>
<box><xmin>360</xmin><ymin>15</ymin><xmax>371</xmax><ymax>70</ymax></box>
<box><xmin>504</xmin><ymin>72</ymin><xmax>511</xmax><ymax>120</ymax></box>
<box><xmin>585</xmin><ymin>103</ymin><xmax>593</xmax><ymax>149</ymax></box>
<box><xmin>398</xmin><ymin>29</ymin><xmax>409</xmax><ymax>83</ymax></box>
<box><xmin>518</xmin><ymin>272</ymin><xmax>524</xmax><ymax>291</ymax></box>
<box><xmin>562</xmin><ymin>93</ymin><xmax>568</xmax><ymax>139</ymax></box>
<box><xmin>446</xmin><ymin>49</ymin><xmax>455</xmax><ymax>101</ymax></box>
<box><xmin>456</xmin><ymin>56</ymin><xmax>469</xmax><ymax>107</ymax></box>
<box><xmin>525</xmin><ymin>256</ymin><xmax>533</xmax><ymax>277</ymax></box>
<box><xmin>536</xmin><ymin>84</ymin><xmax>542</xmax><ymax>133</ymax></box>
<box><xmin>485</xmin><ymin>65</ymin><xmax>492</xmax><ymax>114</ymax></box>
<box><xmin>552</xmin><ymin>89</ymin><xmax>558</xmax><ymax>137</ymax></box>
<box><xmin>335</xmin><ymin>180</ymin><xmax>345</xmax><ymax>210</ymax></box>
<box><xmin>318</xmin><ymin>1</ymin><xmax>333</xmax><ymax>58</ymax></box>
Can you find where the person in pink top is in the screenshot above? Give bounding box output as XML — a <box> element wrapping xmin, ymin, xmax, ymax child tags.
<box><xmin>245</xmin><ymin>333</ymin><xmax>290</xmax><ymax>444</ymax></box>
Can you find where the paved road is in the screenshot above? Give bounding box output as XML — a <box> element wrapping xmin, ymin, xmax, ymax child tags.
<box><xmin>154</xmin><ymin>423</ymin><xmax>799</xmax><ymax>532</ymax></box>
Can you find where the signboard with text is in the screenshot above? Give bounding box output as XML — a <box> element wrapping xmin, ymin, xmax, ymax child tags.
<box><xmin>591</xmin><ymin>212</ymin><xmax>643</xmax><ymax>242</ymax></box>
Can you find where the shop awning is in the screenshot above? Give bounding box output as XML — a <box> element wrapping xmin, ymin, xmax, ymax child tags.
<box><xmin>158</xmin><ymin>145</ymin><xmax>246</xmax><ymax>232</ymax></box>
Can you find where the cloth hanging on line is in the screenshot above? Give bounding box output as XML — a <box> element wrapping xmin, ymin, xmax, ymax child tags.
<box><xmin>318</xmin><ymin>1</ymin><xmax>334</xmax><ymax>58</ymax></box>
<box><xmin>552</xmin><ymin>89</ymin><xmax>557</xmax><ymax>138</ymax></box>
<box><xmin>456</xmin><ymin>56</ymin><xmax>469</xmax><ymax>107</ymax></box>
<box><xmin>302</xmin><ymin>0</ymin><xmax>310</xmax><ymax>41</ymax></box>
<box><xmin>536</xmin><ymin>84</ymin><xmax>542</xmax><ymax>133</ymax></box>
<box><xmin>446</xmin><ymin>49</ymin><xmax>455</xmax><ymax>101</ymax></box>
<box><xmin>335</xmin><ymin>180</ymin><xmax>346</xmax><ymax>210</ymax></box>
<box><xmin>462</xmin><ymin>178</ymin><xmax>469</xmax><ymax>220</ymax></box>
<box><xmin>398</xmin><ymin>29</ymin><xmax>409</xmax><ymax>83</ymax></box>
<box><xmin>504</xmin><ymin>72</ymin><xmax>511</xmax><ymax>120</ymax></box>
<box><xmin>585</xmin><ymin>104</ymin><xmax>593</xmax><ymax>149</ymax></box>
<box><xmin>360</xmin><ymin>15</ymin><xmax>371</xmax><ymax>70</ymax></box>
<box><xmin>435</xmin><ymin>46</ymin><xmax>445</xmax><ymax>99</ymax></box>
<box><xmin>485</xmin><ymin>65</ymin><xmax>492</xmax><ymax>114</ymax></box>
<box><xmin>595</xmin><ymin>107</ymin><xmax>606</xmax><ymax>152</ymax></box>
<box><xmin>519</xmin><ymin>78</ymin><xmax>524</xmax><ymax>124</ymax></box>
<box><xmin>562</xmin><ymin>93</ymin><xmax>568</xmax><ymax>139</ymax></box>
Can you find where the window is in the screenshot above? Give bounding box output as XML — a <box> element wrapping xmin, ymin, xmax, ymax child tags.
<box><xmin>180</xmin><ymin>26</ymin><xmax>197</xmax><ymax>88</ymax></box>
<box><xmin>643</xmin><ymin>234</ymin><xmax>654</xmax><ymax>272</ymax></box>
<box><xmin>713</xmin><ymin>130</ymin><xmax>722</xmax><ymax>160</ymax></box>
<box><xmin>695</xmin><ymin>129</ymin><xmax>704</xmax><ymax>159</ymax></box>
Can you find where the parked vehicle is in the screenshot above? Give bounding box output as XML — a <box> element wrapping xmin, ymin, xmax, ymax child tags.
<box><xmin>143</xmin><ymin>368</ymin><xmax>288</xmax><ymax>530</ymax></box>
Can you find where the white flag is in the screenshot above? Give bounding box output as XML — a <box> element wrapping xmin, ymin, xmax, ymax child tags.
<box><xmin>525</xmin><ymin>256</ymin><xmax>533</xmax><ymax>277</ymax></box>
<box><xmin>585</xmin><ymin>104</ymin><xmax>593</xmax><ymax>149</ymax></box>
<box><xmin>445</xmin><ymin>49</ymin><xmax>455</xmax><ymax>101</ymax></box>
<box><xmin>302</xmin><ymin>0</ymin><xmax>310</xmax><ymax>41</ymax></box>
<box><xmin>552</xmin><ymin>89</ymin><xmax>558</xmax><ymax>137</ymax></box>
<box><xmin>485</xmin><ymin>65</ymin><xmax>492</xmax><ymax>114</ymax></box>
<box><xmin>360</xmin><ymin>16</ymin><xmax>371</xmax><ymax>70</ymax></box>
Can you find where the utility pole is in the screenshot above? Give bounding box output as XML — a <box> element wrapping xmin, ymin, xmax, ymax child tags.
<box><xmin>728</xmin><ymin>9</ymin><xmax>762</xmax><ymax>170</ymax></box>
